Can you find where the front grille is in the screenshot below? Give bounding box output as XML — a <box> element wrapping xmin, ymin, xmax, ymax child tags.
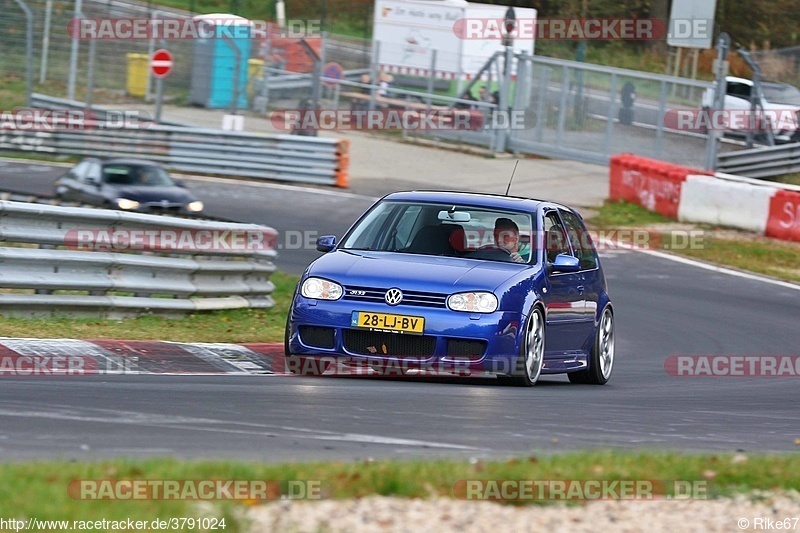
<box><xmin>446</xmin><ymin>339</ymin><xmax>487</xmax><ymax>359</ymax></box>
<box><xmin>343</xmin><ymin>285</ymin><xmax>447</xmax><ymax>308</ymax></box>
<box><xmin>343</xmin><ymin>329</ymin><xmax>436</xmax><ymax>357</ymax></box>
<box><xmin>146</xmin><ymin>204</ymin><xmax>182</xmax><ymax>214</ymax></box>
<box><xmin>299</xmin><ymin>326</ymin><xmax>335</xmax><ymax>349</ymax></box>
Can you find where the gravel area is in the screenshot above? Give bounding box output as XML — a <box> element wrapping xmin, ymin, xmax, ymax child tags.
<box><xmin>248</xmin><ymin>491</ymin><xmax>800</xmax><ymax>532</ymax></box>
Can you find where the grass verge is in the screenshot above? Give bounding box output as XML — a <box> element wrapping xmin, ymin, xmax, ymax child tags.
<box><xmin>0</xmin><ymin>271</ymin><xmax>298</xmax><ymax>343</ymax></box>
<box><xmin>0</xmin><ymin>453</ymin><xmax>798</xmax><ymax>529</ymax></box>
<box><xmin>590</xmin><ymin>201</ymin><xmax>800</xmax><ymax>284</ymax></box>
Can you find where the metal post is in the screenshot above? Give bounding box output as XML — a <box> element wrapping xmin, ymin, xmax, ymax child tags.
<box><xmin>22</xmin><ymin>1</ymin><xmax>35</xmax><ymax>104</ymax></box>
<box><xmin>495</xmin><ymin>45</ymin><xmax>514</xmax><ymax>153</ymax></box>
<box><xmin>705</xmin><ymin>33</ymin><xmax>730</xmax><ymax>170</ymax></box>
<box><xmin>13</xmin><ymin>0</ymin><xmax>34</xmax><ymax>107</ymax></box>
<box><xmin>39</xmin><ymin>0</ymin><xmax>53</xmax><ymax>84</ymax></box>
<box><xmin>602</xmin><ymin>73</ymin><xmax>618</xmax><ymax>156</ymax></box>
<box><xmin>67</xmin><ymin>0</ymin><xmax>83</xmax><ymax>101</ymax></box>
<box><xmin>739</xmin><ymin>48</ymin><xmax>774</xmax><ymax>148</ymax></box>
<box><xmin>534</xmin><ymin>65</ymin><xmax>550</xmax><ymax>143</ymax></box>
<box><xmin>555</xmin><ymin>67</ymin><xmax>570</xmax><ymax>147</ymax></box>
<box><xmin>155</xmin><ymin>77</ymin><xmax>164</xmax><ymax>122</ymax></box>
<box><xmin>654</xmin><ymin>80</ymin><xmax>668</xmax><ymax>156</ymax></box>
<box><xmin>369</xmin><ymin>40</ymin><xmax>380</xmax><ymax>111</ymax></box>
<box><xmin>86</xmin><ymin>38</ymin><xmax>96</xmax><ymax>107</ymax></box>
<box><xmin>509</xmin><ymin>52</ymin><xmax>529</xmax><ymax>145</ymax></box>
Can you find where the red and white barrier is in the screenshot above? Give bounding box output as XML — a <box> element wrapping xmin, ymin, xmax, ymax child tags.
<box><xmin>609</xmin><ymin>155</ymin><xmax>800</xmax><ymax>244</ymax></box>
<box><xmin>609</xmin><ymin>154</ymin><xmax>711</xmax><ymax>218</ymax></box>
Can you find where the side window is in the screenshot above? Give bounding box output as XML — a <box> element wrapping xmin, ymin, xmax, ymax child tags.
<box><xmin>391</xmin><ymin>205</ymin><xmax>422</xmax><ymax>249</ymax></box>
<box><xmin>86</xmin><ymin>162</ymin><xmax>101</xmax><ymax>183</ymax></box>
<box><xmin>727</xmin><ymin>82</ymin><xmax>752</xmax><ymax>100</ymax></box>
<box><xmin>560</xmin><ymin>209</ymin><xmax>598</xmax><ymax>270</ymax></box>
<box><xmin>71</xmin><ymin>161</ymin><xmax>90</xmax><ymax>180</ymax></box>
<box><xmin>543</xmin><ymin>211</ymin><xmax>571</xmax><ymax>263</ymax></box>
<box><xmin>345</xmin><ymin>205</ymin><xmax>394</xmax><ymax>250</ymax></box>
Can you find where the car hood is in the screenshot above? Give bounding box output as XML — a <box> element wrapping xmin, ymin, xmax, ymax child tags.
<box><xmin>106</xmin><ymin>186</ymin><xmax>195</xmax><ymax>204</ymax></box>
<box><xmin>307</xmin><ymin>250</ymin><xmax>531</xmax><ymax>293</ymax></box>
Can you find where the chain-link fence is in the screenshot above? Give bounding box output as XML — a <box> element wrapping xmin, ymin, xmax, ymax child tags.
<box><xmin>507</xmin><ymin>56</ymin><xmax>713</xmax><ymax>166</ymax></box>
<box><xmin>2</xmin><ymin>0</ymin><xmax>194</xmax><ymax>104</ymax></box>
<box><xmin>3</xmin><ymin>0</ymin><xmax>728</xmax><ymax>169</ymax></box>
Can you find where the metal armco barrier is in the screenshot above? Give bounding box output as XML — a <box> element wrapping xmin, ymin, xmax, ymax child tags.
<box><xmin>3</xmin><ymin>94</ymin><xmax>350</xmax><ymax>188</ymax></box>
<box><xmin>716</xmin><ymin>142</ymin><xmax>800</xmax><ymax>179</ymax></box>
<box><xmin>0</xmin><ymin>201</ymin><xmax>279</xmax><ymax>317</ymax></box>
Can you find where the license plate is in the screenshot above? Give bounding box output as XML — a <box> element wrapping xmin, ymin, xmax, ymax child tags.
<box><xmin>351</xmin><ymin>311</ymin><xmax>425</xmax><ymax>335</ymax></box>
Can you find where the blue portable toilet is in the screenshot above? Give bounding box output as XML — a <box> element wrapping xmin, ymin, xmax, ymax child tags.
<box><xmin>189</xmin><ymin>14</ymin><xmax>251</xmax><ymax>109</ymax></box>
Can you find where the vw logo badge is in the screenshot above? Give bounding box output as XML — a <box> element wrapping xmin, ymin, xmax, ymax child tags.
<box><xmin>385</xmin><ymin>288</ymin><xmax>403</xmax><ymax>306</ymax></box>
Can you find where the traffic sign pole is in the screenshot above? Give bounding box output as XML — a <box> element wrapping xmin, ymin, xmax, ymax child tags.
<box><xmin>150</xmin><ymin>49</ymin><xmax>174</xmax><ymax>124</ymax></box>
<box><xmin>155</xmin><ymin>77</ymin><xmax>164</xmax><ymax>123</ymax></box>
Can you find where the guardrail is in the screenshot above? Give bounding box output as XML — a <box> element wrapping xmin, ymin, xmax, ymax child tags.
<box><xmin>716</xmin><ymin>142</ymin><xmax>800</xmax><ymax>178</ymax></box>
<box><xmin>4</xmin><ymin>94</ymin><xmax>350</xmax><ymax>188</ymax></box>
<box><xmin>0</xmin><ymin>201</ymin><xmax>279</xmax><ymax>317</ymax></box>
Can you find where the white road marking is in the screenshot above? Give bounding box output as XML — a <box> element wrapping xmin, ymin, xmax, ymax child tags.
<box><xmin>312</xmin><ymin>433</ymin><xmax>480</xmax><ymax>450</ymax></box>
<box><xmin>0</xmin><ymin>408</ymin><xmax>480</xmax><ymax>450</ymax></box>
<box><xmin>600</xmin><ymin>238</ymin><xmax>800</xmax><ymax>292</ymax></box>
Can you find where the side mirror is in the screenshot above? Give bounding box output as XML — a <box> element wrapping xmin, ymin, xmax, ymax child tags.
<box><xmin>174</xmin><ymin>179</ymin><xmax>186</xmax><ymax>188</ymax></box>
<box><xmin>551</xmin><ymin>253</ymin><xmax>580</xmax><ymax>273</ymax></box>
<box><xmin>316</xmin><ymin>235</ymin><xmax>336</xmax><ymax>253</ymax></box>
<box><xmin>87</xmin><ymin>177</ymin><xmax>101</xmax><ymax>187</ymax></box>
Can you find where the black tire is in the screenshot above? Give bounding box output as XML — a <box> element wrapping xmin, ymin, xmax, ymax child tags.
<box><xmin>498</xmin><ymin>307</ymin><xmax>545</xmax><ymax>387</ymax></box>
<box><xmin>568</xmin><ymin>307</ymin><xmax>614</xmax><ymax>385</ymax></box>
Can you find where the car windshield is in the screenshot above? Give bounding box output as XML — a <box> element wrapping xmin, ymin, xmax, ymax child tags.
<box><xmin>102</xmin><ymin>164</ymin><xmax>173</xmax><ymax>186</ymax></box>
<box><xmin>340</xmin><ymin>200</ymin><xmax>536</xmax><ymax>263</ymax></box>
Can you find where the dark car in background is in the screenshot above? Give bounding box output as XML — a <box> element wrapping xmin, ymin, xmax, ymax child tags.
<box><xmin>54</xmin><ymin>158</ymin><xmax>204</xmax><ymax>214</ymax></box>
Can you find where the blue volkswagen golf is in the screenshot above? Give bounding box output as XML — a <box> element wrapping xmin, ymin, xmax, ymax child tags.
<box><xmin>285</xmin><ymin>191</ymin><xmax>614</xmax><ymax>386</ymax></box>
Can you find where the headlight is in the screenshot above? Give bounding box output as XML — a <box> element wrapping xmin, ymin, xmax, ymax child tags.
<box><xmin>447</xmin><ymin>292</ymin><xmax>498</xmax><ymax>313</ymax></box>
<box><xmin>187</xmin><ymin>201</ymin><xmax>204</xmax><ymax>212</ymax></box>
<box><xmin>301</xmin><ymin>277</ymin><xmax>343</xmax><ymax>301</ymax></box>
<box><xmin>116</xmin><ymin>198</ymin><xmax>140</xmax><ymax>210</ymax></box>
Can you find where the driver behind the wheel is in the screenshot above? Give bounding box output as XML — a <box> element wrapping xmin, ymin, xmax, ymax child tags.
<box><xmin>494</xmin><ymin>218</ymin><xmax>529</xmax><ymax>263</ymax></box>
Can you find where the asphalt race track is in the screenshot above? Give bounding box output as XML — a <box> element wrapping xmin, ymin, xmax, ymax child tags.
<box><xmin>0</xmin><ymin>159</ymin><xmax>798</xmax><ymax>460</ymax></box>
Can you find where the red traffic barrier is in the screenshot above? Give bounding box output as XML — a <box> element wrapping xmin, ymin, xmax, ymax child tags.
<box><xmin>609</xmin><ymin>154</ymin><xmax>711</xmax><ymax>219</ymax></box>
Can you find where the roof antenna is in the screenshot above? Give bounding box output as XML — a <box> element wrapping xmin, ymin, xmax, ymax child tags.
<box><xmin>505</xmin><ymin>159</ymin><xmax>519</xmax><ymax>196</ymax></box>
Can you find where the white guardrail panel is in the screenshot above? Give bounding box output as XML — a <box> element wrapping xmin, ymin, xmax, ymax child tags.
<box><xmin>678</xmin><ymin>174</ymin><xmax>778</xmax><ymax>234</ymax></box>
<box><xmin>0</xmin><ymin>201</ymin><xmax>278</xmax><ymax>317</ymax></box>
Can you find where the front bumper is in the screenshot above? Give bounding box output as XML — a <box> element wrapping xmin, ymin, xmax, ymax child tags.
<box><xmin>287</xmin><ymin>296</ymin><xmax>524</xmax><ymax>373</ymax></box>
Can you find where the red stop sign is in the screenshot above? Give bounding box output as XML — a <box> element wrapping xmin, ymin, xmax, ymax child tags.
<box><xmin>151</xmin><ymin>49</ymin><xmax>173</xmax><ymax>78</ymax></box>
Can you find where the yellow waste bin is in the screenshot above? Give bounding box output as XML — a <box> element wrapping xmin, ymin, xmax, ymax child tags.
<box><xmin>126</xmin><ymin>53</ymin><xmax>149</xmax><ymax>98</ymax></box>
<box><xmin>248</xmin><ymin>58</ymin><xmax>264</xmax><ymax>102</ymax></box>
